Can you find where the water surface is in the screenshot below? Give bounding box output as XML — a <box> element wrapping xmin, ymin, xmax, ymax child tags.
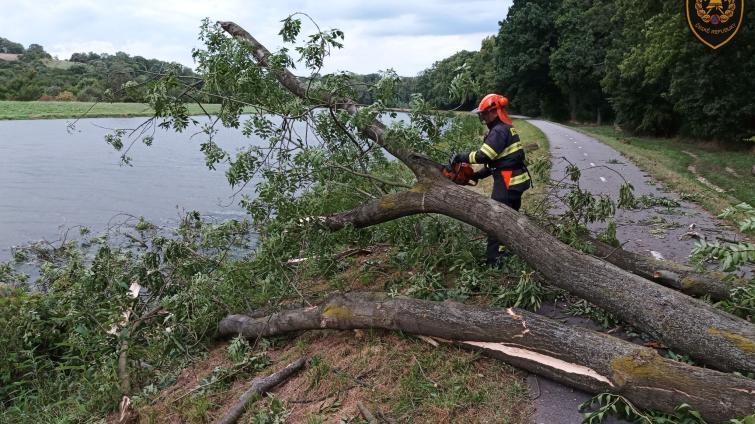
<box><xmin>0</xmin><ymin>116</ymin><xmax>256</xmax><ymax>260</ymax></box>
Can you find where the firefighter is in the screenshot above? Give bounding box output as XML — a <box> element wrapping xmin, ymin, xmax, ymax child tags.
<box><xmin>452</xmin><ymin>93</ymin><xmax>530</xmax><ymax>267</ymax></box>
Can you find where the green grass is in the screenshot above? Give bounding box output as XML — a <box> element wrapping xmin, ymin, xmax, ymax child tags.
<box><xmin>515</xmin><ymin>118</ymin><xmax>550</xmax><ymax>151</ymax></box>
<box><xmin>0</xmin><ymin>100</ymin><xmax>224</xmax><ymax>120</ymax></box>
<box><xmin>571</xmin><ymin>125</ymin><xmax>755</xmax><ymax>214</ymax></box>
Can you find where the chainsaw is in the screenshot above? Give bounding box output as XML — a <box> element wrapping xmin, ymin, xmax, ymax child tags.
<box><xmin>442</xmin><ymin>161</ymin><xmax>477</xmax><ymax>186</ymax></box>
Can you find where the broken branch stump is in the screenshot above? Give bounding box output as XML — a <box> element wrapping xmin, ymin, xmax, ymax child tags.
<box><xmin>215</xmin><ymin>356</ymin><xmax>307</xmax><ymax>424</ymax></box>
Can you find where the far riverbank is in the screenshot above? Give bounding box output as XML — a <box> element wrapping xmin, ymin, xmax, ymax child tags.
<box><xmin>0</xmin><ymin>100</ymin><xmax>224</xmax><ymax>120</ymax></box>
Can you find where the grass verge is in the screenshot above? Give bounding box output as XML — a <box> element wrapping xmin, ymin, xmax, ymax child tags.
<box><xmin>0</xmin><ymin>100</ymin><xmax>224</xmax><ymax>120</ymax></box>
<box><xmin>570</xmin><ymin>125</ymin><xmax>754</xmax><ymax>215</ymax></box>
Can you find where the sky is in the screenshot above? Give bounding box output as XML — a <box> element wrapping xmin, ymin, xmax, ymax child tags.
<box><xmin>0</xmin><ymin>0</ymin><xmax>512</xmax><ymax>76</ymax></box>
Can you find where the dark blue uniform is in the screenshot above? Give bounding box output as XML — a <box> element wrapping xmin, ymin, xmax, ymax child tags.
<box><xmin>455</xmin><ymin>118</ymin><xmax>530</xmax><ymax>266</ymax></box>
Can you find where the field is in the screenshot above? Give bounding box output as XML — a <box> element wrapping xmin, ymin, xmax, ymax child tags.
<box><xmin>0</xmin><ymin>100</ymin><xmax>224</xmax><ymax>120</ymax></box>
<box><xmin>572</xmin><ymin>125</ymin><xmax>755</xmax><ymax>214</ymax></box>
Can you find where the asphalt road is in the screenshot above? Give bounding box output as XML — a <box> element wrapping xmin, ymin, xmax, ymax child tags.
<box><xmin>522</xmin><ymin>119</ymin><xmax>745</xmax><ymax>424</ymax></box>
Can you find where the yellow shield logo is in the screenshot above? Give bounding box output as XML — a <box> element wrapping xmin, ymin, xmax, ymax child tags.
<box><xmin>686</xmin><ymin>0</ymin><xmax>745</xmax><ymax>49</ymax></box>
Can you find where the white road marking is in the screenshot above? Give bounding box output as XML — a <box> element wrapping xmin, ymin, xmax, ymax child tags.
<box><xmin>599</xmin><ymin>177</ymin><xmax>607</xmax><ymax>183</ymax></box>
<box><xmin>578</xmin><ymin>146</ymin><xmax>582</xmax><ymax>149</ymax></box>
<box><xmin>583</xmin><ymin>153</ymin><xmax>588</xmax><ymax>156</ymax></box>
<box><xmin>590</xmin><ymin>162</ymin><xmax>596</xmax><ymax>167</ymax></box>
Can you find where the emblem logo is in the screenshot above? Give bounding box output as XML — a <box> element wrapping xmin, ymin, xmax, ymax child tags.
<box><xmin>686</xmin><ymin>0</ymin><xmax>744</xmax><ymax>49</ymax></box>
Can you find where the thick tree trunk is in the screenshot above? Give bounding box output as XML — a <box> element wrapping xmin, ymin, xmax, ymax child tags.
<box><xmin>320</xmin><ymin>182</ymin><xmax>755</xmax><ymax>373</ymax></box>
<box><xmin>219</xmin><ymin>293</ymin><xmax>755</xmax><ymax>422</ymax></box>
<box><xmin>219</xmin><ymin>21</ymin><xmax>755</xmax><ymax>374</ymax></box>
<box><xmin>587</xmin><ymin>236</ymin><xmax>745</xmax><ymax>301</ymax></box>
<box><xmin>569</xmin><ymin>91</ymin><xmax>577</xmax><ymax>122</ymax></box>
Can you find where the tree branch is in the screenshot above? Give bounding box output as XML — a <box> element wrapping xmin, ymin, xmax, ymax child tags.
<box><xmin>586</xmin><ymin>235</ymin><xmax>746</xmax><ymax>300</ymax></box>
<box><xmin>319</xmin><ymin>186</ymin><xmax>430</xmax><ymax>231</ymax></box>
<box><xmin>218</xmin><ymin>21</ymin><xmax>433</xmax><ymax>177</ymax></box>
<box><xmin>216</xmin><ymin>355</ymin><xmax>307</xmax><ymax>424</ymax></box>
<box><xmin>332</xmin><ymin>164</ymin><xmax>412</xmax><ymax>189</ymax></box>
<box><xmin>218</xmin><ymin>293</ymin><xmax>755</xmax><ymax>422</ymax></box>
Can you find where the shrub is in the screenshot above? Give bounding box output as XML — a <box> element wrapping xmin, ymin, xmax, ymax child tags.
<box><xmin>55</xmin><ymin>90</ymin><xmax>76</xmax><ymax>101</ymax></box>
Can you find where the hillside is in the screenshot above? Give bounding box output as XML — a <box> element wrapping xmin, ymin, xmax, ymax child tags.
<box><xmin>0</xmin><ymin>37</ymin><xmax>195</xmax><ymax>102</ymax></box>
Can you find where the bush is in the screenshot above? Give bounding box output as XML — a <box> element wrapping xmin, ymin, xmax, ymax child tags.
<box><xmin>55</xmin><ymin>90</ymin><xmax>76</xmax><ymax>101</ymax></box>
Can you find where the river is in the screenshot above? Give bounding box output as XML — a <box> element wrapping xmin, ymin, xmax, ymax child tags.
<box><xmin>0</xmin><ymin>116</ymin><xmax>257</xmax><ymax>261</ymax></box>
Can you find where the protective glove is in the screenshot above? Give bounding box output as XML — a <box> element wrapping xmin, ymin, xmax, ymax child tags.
<box><xmin>473</xmin><ymin>167</ymin><xmax>492</xmax><ymax>182</ymax></box>
<box><xmin>451</xmin><ymin>152</ymin><xmax>467</xmax><ymax>165</ymax></box>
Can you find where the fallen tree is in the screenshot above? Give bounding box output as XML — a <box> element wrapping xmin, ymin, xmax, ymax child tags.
<box><xmin>212</xmin><ymin>20</ymin><xmax>755</xmax><ymax>374</ymax></box>
<box><xmin>586</xmin><ymin>236</ymin><xmax>746</xmax><ymax>301</ymax></box>
<box><xmin>218</xmin><ymin>293</ymin><xmax>755</xmax><ymax>422</ymax></box>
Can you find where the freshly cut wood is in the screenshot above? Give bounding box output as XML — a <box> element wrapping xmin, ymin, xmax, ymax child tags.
<box><xmin>587</xmin><ymin>236</ymin><xmax>745</xmax><ymax>300</ymax></box>
<box><xmin>216</xmin><ymin>356</ymin><xmax>307</xmax><ymax>424</ymax></box>
<box><xmin>219</xmin><ymin>21</ymin><xmax>755</xmax><ymax>374</ymax></box>
<box><xmin>219</xmin><ymin>293</ymin><xmax>755</xmax><ymax>422</ymax></box>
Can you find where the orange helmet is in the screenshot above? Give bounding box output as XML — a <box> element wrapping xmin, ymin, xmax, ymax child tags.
<box><xmin>471</xmin><ymin>93</ymin><xmax>512</xmax><ymax>125</ymax></box>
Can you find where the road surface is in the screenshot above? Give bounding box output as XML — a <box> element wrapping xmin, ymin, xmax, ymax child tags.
<box><xmin>523</xmin><ymin>119</ymin><xmax>744</xmax><ymax>424</ymax></box>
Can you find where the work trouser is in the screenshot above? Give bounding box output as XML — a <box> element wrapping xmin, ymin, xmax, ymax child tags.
<box><xmin>486</xmin><ymin>175</ymin><xmax>523</xmax><ymax>267</ymax></box>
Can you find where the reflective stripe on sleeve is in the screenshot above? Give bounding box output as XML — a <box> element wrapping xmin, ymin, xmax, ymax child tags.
<box><xmin>468</xmin><ymin>151</ymin><xmax>477</xmax><ymax>164</ymax></box>
<box><xmin>496</xmin><ymin>141</ymin><xmax>523</xmax><ymax>159</ymax></box>
<box><xmin>480</xmin><ymin>144</ymin><xmax>496</xmax><ymax>160</ymax></box>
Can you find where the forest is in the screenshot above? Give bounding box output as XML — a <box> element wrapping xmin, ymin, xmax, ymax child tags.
<box><xmin>4</xmin><ymin>0</ymin><xmax>754</xmax><ymax>144</ymax></box>
<box><xmin>414</xmin><ymin>0</ymin><xmax>755</xmax><ymax>144</ymax></box>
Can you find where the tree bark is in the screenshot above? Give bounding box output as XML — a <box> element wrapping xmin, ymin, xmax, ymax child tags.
<box><xmin>216</xmin><ymin>356</ymin><xmax>307</xmax><ymax>424</ymax></box>
<box><xmin>587</xmin><ymin>236</ymin><xmax>745</xmax><ymax>301</ymax></box>
<box><xmin>218</xmin><ymin>21</ymin><xmax>755</xmax><ymax>374</ymax></box>
<box><xmin>569</xmin><ymin>91</ymin><xmax>577</xmax><ymax>122</ymax></box>
<box><xmin>321</xmin><ymin>182</ymin><xmax>755</xmax><ymax>373</ymax></box>
<box><xmin>219</xmin><ymin>293</ymin><xmax>755</xmax><ymax>423</ymax></box>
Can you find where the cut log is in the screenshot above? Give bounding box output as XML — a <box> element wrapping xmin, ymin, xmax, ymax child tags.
<box><xmin>219</xmin><ymin>293</ymin><xmax>755</xmax><ymax>422</ymax></box>
<box><xmin>216</xmin><ymin>356</ymin><xmax>307</xmax><ymax>424</ymax></box>
<box><xmin>219</xmin><ymin>21</ymin><xmax>755</xmax><ymax>374</ymax></box>
<box><xmin>587</xmin><ymin>236</ymin><xmax>745</xmax><ymax>301</ymax></box>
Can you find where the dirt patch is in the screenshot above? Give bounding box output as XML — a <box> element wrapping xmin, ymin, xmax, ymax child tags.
<box><xmin>687</xmin><ymin>164</ymin><xmax>727</xmax><ymax>193</ymax></box>
<box><xmin>136</xmin><ymin>331</ymin><xmax>532</xmax><ymax>423</ymax></box>
<box><xmin>725</xmin><ymin>167</ymin><xmax>741</xmax><ymax>177</ymax></box>
<box><xmin>681</xmin><ymin>151</ymin><xmax>727</xmax><ymax>194</ymax></box>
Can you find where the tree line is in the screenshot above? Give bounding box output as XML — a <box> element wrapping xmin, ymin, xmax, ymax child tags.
<box><xmin>0</xmin><ymin>37</ymin><xmax>194</xmax><ymax>102</ymax></box>
<box><xmin>4</xmin><ymin>0</ymin><xmax>754</xmax><ymax>143</ymax></box>
<box><xmin>413</xmin><ymin>0</ymin><xmax>755</xmax><ymax>144</ymax></box>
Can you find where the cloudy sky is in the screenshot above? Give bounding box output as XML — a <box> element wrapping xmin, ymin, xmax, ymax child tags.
<box><xmin>0</xmin><ymin>0</ymin><xmax>512</xmax><ymax>76</ymax></box>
